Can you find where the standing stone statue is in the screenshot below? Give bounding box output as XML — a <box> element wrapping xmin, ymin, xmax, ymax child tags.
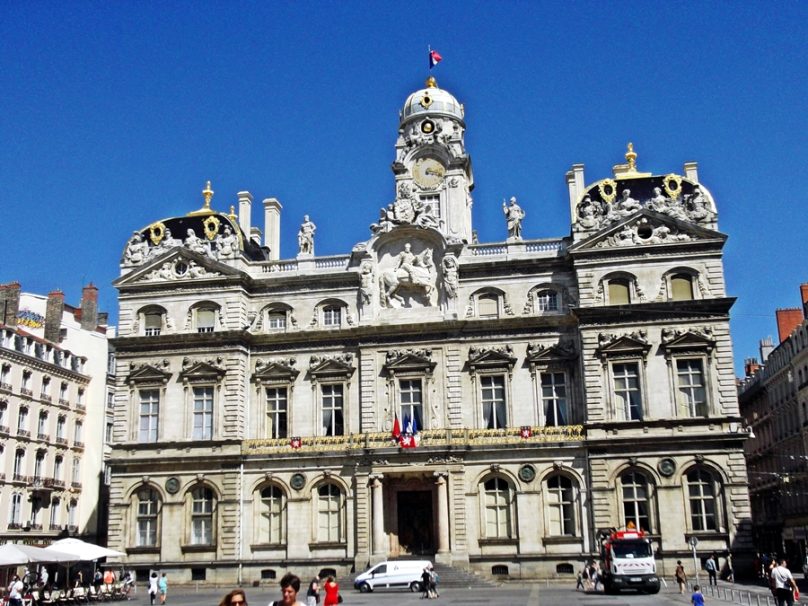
<box><xmin>503</xmin><ymin>196</ymin><xmax>525</xmax><ymax>240</ymax></box>
<box><xmin>298</xmin><ymin>215</ymin><xmax>316</xmax><ymax>255</ymax></box>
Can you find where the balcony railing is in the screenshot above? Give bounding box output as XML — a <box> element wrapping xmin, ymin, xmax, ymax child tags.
<box><xmin>55</xmin><ymin>436</ymin><xmax>68</xmax><ymax>445</ymax></box>
<box><xmin>30</xmin><ymin>523</ymin><xmax>43</xmax><ymax>530</ymax></box>
<box><xmin>0</xmin><ymin>424</ymin><xmax>9</xmax><ymax>435</ymax></box>
<box><xmin>52</xmin><ymin>479</ymin><xmax>65</xmax><ymax>489</ymax></box>
<box><xmin>74</xmin><ymin>441</ymin><xmax>84</xmax><ymax>450</ymax></box>
<box><xmin>0</xmin><ymin>382</ymin><xmax>11</xmax><ymax>392</ymax></box>
<box><xmin>17</xmin><ymin>429</ymin><xmax>31</xmax><ymax>438</ymax></box>
<box><xmin>243</xmin><ymin>425</ymin><xmax>585</xmax><ymax>455</ymax></box>
<box><xmin>49</xmin><ymin>523</ymin><xmax>62</xmax><ymax>531</ymax></box>
<box><xmin>20</xmin><ymin>387</ymin><xmax>33</xmax><ymax>397</ymax></box>
<box><xmin>13</xmin><ymin>474</ymin><xmax>32</xmax><ymax>483</ymax></box>
<box><xmin>0</xmin><ymin>472</ymin><xmax>5</xmax><ymax>481</ymax></box>
<box><xmin>76</xmin><ymin>403</ymin><xmax>86</xmax><ymax>412</ymax></box>
<box><xmin>8</xmin><ymin>522</ymin><xmax>22</xmax><ymax>530</ymax></box>
<box><xmin>40</xmin><ymin>393</ymin><xmax>52</xmax><ymax>402</ymax></box>
<box><xmin>71</xmin><ymin>481</ymin><xmax>82</xmax><ymax>490</ymax></box>
<box><xmin>59</xmin><ymin>398</ymin><xmax>70</xmax><ymax>407</ymax></box>
<box><xmin>38</xmin><ymin>432</ymin><xmax>49</xmax><ymax>441</ymax></box>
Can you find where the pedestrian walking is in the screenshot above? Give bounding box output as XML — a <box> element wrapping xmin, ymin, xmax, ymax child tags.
<box><xmin>675</xmin><ymin>560</ymin><xmax>688</xmax><ymax>594</ymax></box>
<box><xmin>705</xmin><ymin>553</ymin><xmax>718</xmax><ymax>586</ymax></box>
<box><xmin>772</xmin><ymin>558</ymin><xmax>799</xmax><ymax>606</ymax></box>
<box><xmin>322</xmin><ymin>576</ymin><xmax>339</xmax><ymax>606</ymax></box>
<box><xmin>270</xmin><ymin>573</ymin><xmax>306</xmax><ymax>606</ymax></box>
<box><xmin>306</xmin><ymin>577</ymin><xmax>320</xmax><ymax>606</ymax></box>
<box><xmin>691</xmin><ymin>584</ymin><xmax>705</xmax><ymax>606</ymax></box>
<box><xmin>148</xmin><ymin>572</ymin><xmax>159</xmax><ymax>606</ymax></box>
<box><xmin>575</xmin><ymin>568</ymin><xmax>585</xmax><ymax>591</ymax></box>
<box><xmin>158</xmin><ymin>572</ymin><xmax>168</xmax><ymax>604</ymax></box>
<box><xmin>218</xmin><ymin>588</ymin><xmax>248</xmax><ymax>606</ymax></box>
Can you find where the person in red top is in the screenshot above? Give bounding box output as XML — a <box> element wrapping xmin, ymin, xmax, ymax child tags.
<box><xmin>322</xmin><ymin>576</ymin><xmax>339</xmax><ymax>606</ymax></box>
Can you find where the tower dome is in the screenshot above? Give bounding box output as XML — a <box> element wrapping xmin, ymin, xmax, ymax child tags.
<box><xmin>400</xmin><ymin>76</ymin><xmax>464</xmax><ymax>128</ymax></box>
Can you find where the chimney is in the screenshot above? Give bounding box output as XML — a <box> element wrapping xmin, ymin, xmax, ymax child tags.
<box><xmin>801</xmin><ymin>283</ymin><xmax>808</xmax><ymax>315</ymax></box>
<box><xmin>776</xmin><ymin>308</ymin><xmax>804</xmax><ymax>343</ymax></box>
<box><xmin>263</xmin><ymin>197</ymin><xmax>282</xmax><ymax>261</ymax></box>
<box><xmin>684</xmin><ymin>161</ymin><xmax>699</xmax><ymax>183</ymax></box>
<box><xmin>238</xmin><ymin>191</ymin><xmax>252</xmax><ymax>236</ymax></box>
<box><xmin>80</xmin><ymin>283</ymin><xmax>99</xmax><ymax>330</ymax></box>
<box><xmin>45</xmin><ymin>290</ymin><xmax>65</xmax><ymax>342</ymax></box>
<box><xmin>0</xmin><ymin>282</ymin><xmax>21</xmax><ymax>326</ymax></box>
<box><xmin>744</xmin><ymin>357</ymin><xmax>760</xmax><ymax>378</ymax></box>
<box><xmin>759</xmin><ymin>337</ymin><xmax>774</xmax><ymax>363</ymax></box>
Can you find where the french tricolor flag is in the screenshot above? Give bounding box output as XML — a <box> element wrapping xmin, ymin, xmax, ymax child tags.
<box><xmin>429</xmin><ymin>49</ymin><xmax>442</xmax><ymax>69</ymax></box>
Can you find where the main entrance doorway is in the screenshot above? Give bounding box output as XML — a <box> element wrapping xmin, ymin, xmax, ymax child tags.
<box><xmin>397</xmin><ymin>490</ymin><xmax>434</xmax><ymax>555</ymax></box>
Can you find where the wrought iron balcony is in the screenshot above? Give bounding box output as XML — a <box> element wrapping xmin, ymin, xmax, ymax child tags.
<box><xmin>59</xmin><ymin>398</ymin><xmax>69</xmax><ymax>407</ymax></box>
<box><xmin>52</xmin><ymin>479</ymin><xmax>65</xmax><ymax>489</ymax></box>
<box><xmin>76</xmin><ymin>403</ymin><xmax>86</xmax><ymax>412</ymax></box>
<box><xmin>20</xmin><ymin>387</ymin><xmax>33</xmax><ymax>396</ymax></box>
<box><xmin>40</xmin><ymin>393</ymin><xmax>52</xmax><ymax>402</ymax></box>
<box><xmin>55</xmin><ymin>436</ymin><xmax>68</xmax><ymax>445</ymax></box>
<box><xmin>17</xmin><ymin>429</ymin><xmax>30</xmax><ymax>438</ymax></box>
<box><xmin>0</xmin><ymin>424</ymin><xmax>9</xmax><ymax>435</ymax></box>
<box><xmin>13</xmin><ymin>474</ymin><xmax>31</xmax><ymax>483</ymax></box>
<box><xmin>0</xmin><ymin>381</ymin><xmax>11</xmax><ymax>392</ymax></box>
<box><xmin>38</xmin><ymin>432</ymin><xmax>49</xmax><ymax>441</ymax></box>
<box><xmin>74</xmin><ymin>441</ymin><xmax>84</xmax><ymax>450</ymax></box>
<box><xmin>71</xmin><ymin>481</ymin><xmax>82</xmax><ymax>490</ymax></box>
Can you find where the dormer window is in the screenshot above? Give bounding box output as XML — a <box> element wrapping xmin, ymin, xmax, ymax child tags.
<box><xmin>536</xmin><ymin>289</ymin><xmax>559</xmax><ymax>313</ymax></box>
<box><xmin>608</xmin><ymin>279</ymin><xmax>631</xmax><ymax>305</ymax></box>
<box><xmin>670</xmin><ymin>273</ymin><xmax>695</xmax><ymax>301</ymax></box>
<box><xmin>323</xmin><ymin>305</ymin><xmax>342</xmax><ymax>328</ymax></box>
<box><xmin>267</xmin><ymin>312</ymin><xmax>286</xmax><ymax>331</ymax></box>
<box><xmin>477</xmin><ymin>293</ymin><xmax>500</xmax><ymax>318</ymax></box>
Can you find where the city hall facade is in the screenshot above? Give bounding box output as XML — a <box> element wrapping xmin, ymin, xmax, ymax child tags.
<box><xmin>107</xmin><ymin>77</ymin><xmax>752</xmax><ymax>583</ymax></box>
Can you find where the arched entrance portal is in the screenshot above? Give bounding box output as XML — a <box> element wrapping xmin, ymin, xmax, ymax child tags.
<box><xmin>397</xmin><ymin>490</ymin><xmax>434</xmax><ymax>555</ymax></box>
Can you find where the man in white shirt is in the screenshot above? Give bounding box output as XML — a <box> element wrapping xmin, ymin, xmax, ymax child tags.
<box><xmin>772</xmin><ymin>558</ymin><xmax>799</xmax><ymax>606</ymax></box>
<box><xmin>8</xmin><ymin>575</ymin><xmax>24</xmax><ymax>606</ymax></box>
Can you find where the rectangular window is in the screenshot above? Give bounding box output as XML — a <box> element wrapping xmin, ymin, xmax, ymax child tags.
<box><xmin>265</xmin><ymin>387</ymin><xmax>288</xmax><ymax>439</ymax></box>
<box><xmin>613</xmin><ymin>363</ymin><xmax>642</xmax><ymax>420</ymax></box>
<box><xmin>17</xmin><ymin>407</ymin><xmax>28</xmax><ymax>432</ymax></box>
<box><xmin>323</xmin><ymin>307</ymin><xmax>341</xmax><ymax>327</ymax></box>
<box><xmin>196</xmin><ymin>309</ymin><xmax>216</xmax><ymax>333</ymax></box>
<box><xmin>608</xmin><ymin>280</ymin><xmax>631</xmax><ymax>305</ymax></box>
<box><xmin>139</xmin><ymin>390</ymin><xmax>160</xmax><ymax>442</ymax></box>
<box><xmin>267</xmin><ymin>312</ymin><xmax>286</xmax><ymax>330</ymax></box>
<box><xmin>191</xmin><ymin>490</ymin><xmax>213</xmax><ymax>544</ymax></box>
<box><xmin>105</xmin><ymin>422</ymin><xmax>114</xmax><ymax>444</ymax></box>
<box><xmin>60</xmin><ymin>382</ymin><xmax>69</xmax><ymax>402</ymax></box>
<box><xmin>481</xmin><ymin>375</ymin><xmax>507</xmax><ymax>429</ymax></box>
<box><xmin>144</xmin><ymin>312</ymin><xmax>162</xmax><ymax>336</ymax></box>
<box><xmin>41</xmin><ymin>377</ymin><xmax>51</xmax><ymax>398</ymax></box>
<box><xmin>399</xmin><ymin>379</ymin><xmax>423</xmax><ymax>432</ymax></box>
<box><xmin>420</xmin><ymin>194</ymin><xmax>441</xmax><ymax>219</ymax></box>
<box><xmin>38</xmin><ymin>413</ymin><xmax>48</xmax><ymax>436</ymax></box>
<box><xmin>49</xmin><ymin>499</ymin><xmax>59</xmax><ymax>528</ymax></box>
<box><xmin>192</xmin><ymin>387</ymin><xmax>214</xmax><ymax>440</ymax></box>
<box><xmin>321</xmin><ymin>384</ymin><xmax>344</xmax><ymax>436</ymax></box>
<box><xmin>541</xmin><ymin>372</ymin><xmax>568</xmax><ymax>426</ymax></box>
<box><xmin>10</xmin><ymin>494</ymin><xmax>22</xmax><ymax>525</ymax></box>
<box><xmin>71</xmin><ymin>459</ymin><xmax>80</xmax><ymax>484</ymax></box>
<box><xmin>677</xmin><ymin>359</ymin><xmax>708</xmax><ymax>417</ymax></box>
<box><xmin>56</xmin><ymin>416</ymin><xmax>66</xmax><ymax>440</ymax></box>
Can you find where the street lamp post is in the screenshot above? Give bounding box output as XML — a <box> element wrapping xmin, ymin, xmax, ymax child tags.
<box><xmin>689</xmin><ymin>535</ymin><xmax>700</xmax><ymax>587</ymax></box>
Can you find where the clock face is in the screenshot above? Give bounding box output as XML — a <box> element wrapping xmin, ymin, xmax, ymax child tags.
<box><xmin>413</xmin><ymin>157</ymin><xmax>445</xmax><ymax>189</ymax></box>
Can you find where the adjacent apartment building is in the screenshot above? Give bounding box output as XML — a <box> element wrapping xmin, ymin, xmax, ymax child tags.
<box><xmin>0</xmin><ymin>282</ymin><xmax>112</xmax><ymax>544</ymax></box>
<box><xmin>739</xmin><ymin>284</ymin><xmax>808</xmax><ymax>566</ymax></box>
<box><xmin>107</xmin><ymin>77</ymin><xmax>752</xmax><ymax>584</ymax></box>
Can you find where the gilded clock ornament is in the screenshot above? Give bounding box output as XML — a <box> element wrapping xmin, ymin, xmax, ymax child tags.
<box><xmin>420</xmin><ymin>119</ymin><xmax>435</xmax><ymax>134</ymax></box>
<box><xmin>413</xmin><ymin>157</ymin><xmax>445</xmax><ymax>189</ymax></box>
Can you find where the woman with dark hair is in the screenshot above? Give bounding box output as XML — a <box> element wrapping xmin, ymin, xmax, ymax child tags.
<box><xmin>218</xmin><ymin>588</ymin><xmax>247</xmax><ymax>606</ymax></box>
<box><xmin>322</xmin><ymin>576</ymin><xmax>339</xmax><ymax>606</ymax></box>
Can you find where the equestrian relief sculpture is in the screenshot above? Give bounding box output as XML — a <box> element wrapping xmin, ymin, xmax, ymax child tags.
<box><xmin>379</xmin><ymin>243</ymin><xmax>435</xmax><ymax>307</ymax></box>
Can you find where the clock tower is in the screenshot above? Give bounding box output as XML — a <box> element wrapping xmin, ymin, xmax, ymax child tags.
<box><xmin>393</xmin><ymin>76</ymin><xmax>474</xmax><ymax>242</ymax></box>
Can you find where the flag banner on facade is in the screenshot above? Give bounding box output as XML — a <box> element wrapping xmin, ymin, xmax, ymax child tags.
<box><xmin>400</xmin><ymin>432</ymin><xmax>417</xmax><ymax>448</ymax></box>
<box><xmin>520</xmin><ymin>426</ymin><xmax>532</xmax><ymax>439</ymax></box>
<box><xmin>290</xmin><ymin>437</ymin><xmax>302</xmax><ymax>449</ymax></box>
<box><xmin>429</xmin><ymin>49</ymin><xmax>442</xmax><ymax>69</ymax></box>
<box><xmin>391</xmin><ymin>414</ymin><xmax>401</xmax><ymax>442</ymax></box>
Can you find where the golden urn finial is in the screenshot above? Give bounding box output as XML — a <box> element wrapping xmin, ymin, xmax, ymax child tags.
<box><xmin>425</xmin><ymin>76</ymin><xmax>438</xmax><ymax>89</ymax></box>
<box><xmin>202</xmin><ymin>180</ymin><xmax>214</xmax><ymax>210</ymax></box>
<box><xmin>229</xmin><ymin>205</ymin><xmax>237</xmax><ymax>220</ymax></box>
<box><xmin>625</xmin><ymin>142</ymin><xmax>637</xmax><ymax>172</ymax></box>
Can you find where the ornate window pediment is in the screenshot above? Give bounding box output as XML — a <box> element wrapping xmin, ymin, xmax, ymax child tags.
<box><xmin>309</xmin><ymin>353</ymin><xmax>355</xmax><ymax>382</ymax></box>
<box><xmin>526</xmin><ymin>341</ymin><xmax>577</xmax><ymax>367</ymax></box>
<box><xmin>596</xmin><ymin>330</ymin><xmax>651</xmax><ymax>361</ymax></box>
<box><xmin>126</xmin><ymin>361</ymin><xmax>172</xmax><ymax>385</ymax></box>
<box><xmin>660</xmin><ymin>327</ymin><xmax>715</xmax><ymax>356</ymax></box>
<box><xmin>253</xmin><ymin>358</ymin><xmax>299</xmax><ymax>384</ymax></box>
<box><xmin>178</xmin><ymin>357</ymin><xmax>226</xmax><ymax>384</ymax></box>
<box><xmin>383</xmin><ymin>348</ymin><xmax>436</xmax><ymax>377</ymax></box>
<box><xmin>468</xmin><ymin>345</ymin><xmax>516</xmax><ymax>375</ymax></box>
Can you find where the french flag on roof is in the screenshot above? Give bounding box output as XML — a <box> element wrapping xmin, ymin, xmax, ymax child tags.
<box><xmin>429</xmin><ymin>48</ymin><xmax>442</xmax><ymax>69</ymax></box>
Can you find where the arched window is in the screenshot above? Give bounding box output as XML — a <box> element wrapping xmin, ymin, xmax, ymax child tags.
<box><xmin>482</xmin><ymin>477</ymin><xmax>513</xmax><ymax>538</ymax></box>
<box><xmin>670</xmin><ymin>274</ymin><xmax>694</xmax><ymax>301</ymax></box>
<box><xmin>546</xmin><ymin>474</ymin><xmax>576</xmax><ymax>536</ymax></box>
<box><xmin>190</xmin><ymin>486</ymin><xmax>215</xmax><ymax>545</ymax></box>
<box><xmin>10</xmin><ymin>493</ymin><xmax>23</xmax><ymax>526</ymax></box>
<box><xmin>478</xmin><ymin>293</ymin><xmax>500</xmax><ymax>318</ymax></box>
<box><xmin>136</xmin><ymin>487</ymin><xmax>160</xmax><ymax>547</ymax></box>
<box><xmin>317</xmin><ymin>483</ymin><xmax>344</xmax><ymax>543</ymax></box>
<box><xmin>686</xmin><ymin>468</ymin><xmax>719</xmax><ymax>531</ymax></box>
<box><xmin>608</xmin><ymin>279</ymin><xmax>631</xmax><ymax>305</ymax></box>
<box><xmin>258</xmin><ymin>485</ymin><xmax>286</xmax><ymax>545</ymax></box>
<box><xmin>620</xmin><ymin>471</ymin><xmax>653</xmax><ymax>532</ymax></box>
<box><xmin>143</xmin><ymin>310</ymin><xmax>164</xmax><ymax>336</ymax></box>
<box><xmin>536</xmin><ymin>289</ymin><xmax>559</xmax><ymax>313</ymax></box>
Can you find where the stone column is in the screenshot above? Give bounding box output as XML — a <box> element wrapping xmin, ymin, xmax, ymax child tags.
<box><xmin>371</xmin><ymin>475</ymin><xmax>386</xmax><ymax>555</ymax></box>
<box><xmin>434</xmin><ymin>472</ymin><xmax>449</xmax><ymax>556</ymax></box>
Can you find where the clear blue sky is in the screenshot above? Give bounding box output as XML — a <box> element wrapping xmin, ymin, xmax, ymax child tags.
<box><xmin>2</xmin><ymin>1</ymin><xmax>806</xmax><ymax>374</ymax></box>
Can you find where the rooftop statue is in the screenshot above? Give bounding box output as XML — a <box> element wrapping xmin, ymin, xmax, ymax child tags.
<box><xmin>503</xmin><ymin>196</ymin><xmax>525</xmax><ymax>240</ymax></box>
<box><xmin>298</xmin><ymin>215</ymin><xmax>316</xmax><ymax>255</ymax></box>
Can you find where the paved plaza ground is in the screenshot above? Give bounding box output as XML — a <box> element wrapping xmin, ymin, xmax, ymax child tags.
<box><xmin>123</xmin><ymin>578</ymin><xmax>804</xmax><ymax>606</ymax></box>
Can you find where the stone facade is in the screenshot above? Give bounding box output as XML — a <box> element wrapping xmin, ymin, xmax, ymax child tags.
<box><xmin>0</xmin><ymin>284</ymin><xmax>112</xmax><ymax>544</ymax></box>
<box><xmin>107</xmin><ymin>77</ymin><xmax>752</xmax><ymax>584</ymax></box>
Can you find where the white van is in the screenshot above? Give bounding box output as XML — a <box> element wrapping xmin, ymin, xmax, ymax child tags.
<box><xmin>353</xmin><ymin>560</ymin><xmax>432</xmax><ymax>593</ymax></box>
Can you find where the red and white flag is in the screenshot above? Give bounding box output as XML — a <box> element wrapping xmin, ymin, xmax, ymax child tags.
<box><xmin>520</xmin><ymin>426</ymin><xmax>532</xmax><ymax>439</ymax></box>
<box><xmin>290</xmin><ymin>437</ymin><xmax>302</xmax><ymax>449</ymax></box>
<box><xmin>400</xmin><ymin>433</ymin><xmax>417</xmax><ymax>449</ymax></box>
<box><xmin>392</xmin><ymin>414</ymin><xmax>401</xmax><ymax>442</ymax></box>
<box><xmin>429</xmin><ymin>49</ymin><xmax>442</xmax><ymax>69</ymax></box>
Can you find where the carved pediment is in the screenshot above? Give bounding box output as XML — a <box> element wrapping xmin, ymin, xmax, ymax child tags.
<box><xmin>468</xmin><ymin>345</ymin><xmax>516</xmax><ymax>374</ymax></box>
<box><xmin>660</xmin><ymin>327</ymin><xmax>715</xmax><ymax>354</ymax></box>
<box><xmin>178</xmin><ymin>357</ymin><xmax>226</xmax><ymax>383</ymax></box>
<box><xmin>253</xmin><ymin>358</ymin><xmax>299</xmax><ymax>383</ymax></box>
<box><xmin>526</xmin><ymin>341</ymin><xmax>577</xmax><ymax>365</ymax></box>
<box><xmin>596</xmin><ymin>330</ymin><xmax>651</xmax><ymax>360</ymax></box>
<box><xmin>126</xmin><ymin>361</ymin><xmax>172</xmax><ymax>385</ymax></box>
<box><xmin>570</xmin><ymin>210</ymin><xmax>725</xmax><ymax>253</ymax></box>
<box><xmin>115</xmin><ymin>248</ymin><xmax>241</xmax><ymax>286</ymax></box>
<box><xmin>383</xmin><ymin>348</ymin><xmax>436</xmax><ymax>375</ymax></box>
<box><xmin>309</xmin><ymin>353</ymin><xmax>355</xmax><ymax>381</ymax></box>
